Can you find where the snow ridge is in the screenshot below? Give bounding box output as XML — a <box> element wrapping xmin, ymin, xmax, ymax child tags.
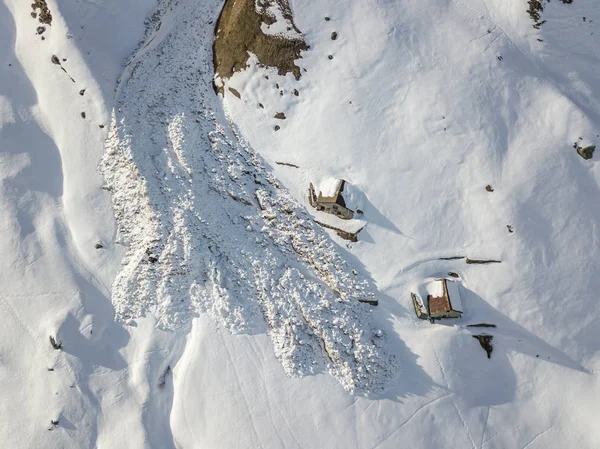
<box><xmin>99</xmin><ymin>0</ymin><xmax>396</xmax><ymax>394</ymax></box>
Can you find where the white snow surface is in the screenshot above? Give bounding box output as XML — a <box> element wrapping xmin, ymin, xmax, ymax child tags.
<box><xmin>445</xmin><ymin>280</ymin><xmax>463</xmax><ymax>312</ymax></box>
<box><xmin>426</xmin><ymin>279</ymin><xmax>445</xmax><ymax>298</ymax></box>
<box><xmin>317</xmin><ymin>176</ymin><xmax>342</xmax><ymax>198</ymax></box>
<box><xmin>1</xmin><ymin>0</ymin><xmax>600</xmax><ymax>447</ymax></box>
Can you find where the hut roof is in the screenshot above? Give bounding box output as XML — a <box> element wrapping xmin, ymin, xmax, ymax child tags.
<box><xmin>426</xmin><ymin>279</ymin><xmax>462</xmax><ymax>315</ymax></box>
<box><xmin>315</xmin><ymin>178</ymin><xmax>363</xmax><ymax>212</ymax></box>
<box><xmin>317</xmin><ymin>178</ymin><xmax>345</xmax><ymax>203</ymax></box>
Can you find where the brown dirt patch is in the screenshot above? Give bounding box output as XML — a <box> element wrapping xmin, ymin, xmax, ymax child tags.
<box><xmin>213</xmin><ymin>0</ymin><xmax>309</xmax><ymax>94</ymax></box>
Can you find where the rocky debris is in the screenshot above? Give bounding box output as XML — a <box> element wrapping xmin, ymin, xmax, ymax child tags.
<box><xmin>101</xmin><ymin>1</ymin><xmax>395</xmax><ymax>395</ymax></box>
<box><xmin>276</xmin><ymin>161</ymin><xmax>299</xmax><ymax>168</ymax></box>
<box><xmin>158</xmin><ymin>365</ymin><xmax>171</xmax><ymax>389</ymax></box>
<box><xmin>49</xmin><ymin>336</ymin><xmax>62</xmax><ymax>350</ymax></box>
<box><xmin>527</xmin><ymin>0</ymin><xmax>573</xmax><ymax>28</ymax></box>
<box><xmin>274</xmin><ymin>125</ymin><xmax>280</xmax><ymax>131</ymax></box>
<box><xmin>331</xmin><ymin>31</ymin><xmax>338</xmax><ymax>40</ymax></box>
<box><xmin>314</xmin><ymin>220</ymin><xmax>363</xmax><ymax>243</ymax></box>
<box><xmin>228</xmin><ymin>87</ymin><xmax>241</xmax><ymax>99</ymax></box>
<box><xmin>485</xmin><ymin>184</ymin><xmax>494</xmax><ymax>192</ymax></box>
<box><xmin>465</xmin><ymin>258</ymin><xmax>501</xmax><ymax>264</ymax></box>
<box><xmin>51</xmin><ymin>55</ymin><xmax>76</xmax><ymax>82</ymax></box>
<box><xmin>472</xmin><ymin>334</ymin><xmax>494</xmax><ymax>358</ymax></box>
<box><xmin>79</xmin><ymin>89</ymin><xmax>86</xmax><ymax>96</ymax></box>
<box><xmin>94</xmin><ymin>242</ymin><xmax>104</xmax><ymax>249</ymax></box>
<box><xmin>467</xmin><ymin>323</ymin><xmax>497</xmax><ymax>328</ymax></box>
<box><xmin>36</xmin><ymin>26</ymin><xmax>46</xmax><ymax>35</ymax></box>
<box><xmin>577</xmin><ymin>145</ymin><xmax>595</xmax><ymax>160</ymax></box>
<box><xmin>31</xmin><ymin>0</ymin><xmax>52</xmax><ymax>25</ymax></box>
<box><xmin>274</xmin><ymin>112</ymin><xmax>286</xmax><ymax>119</ymax></box>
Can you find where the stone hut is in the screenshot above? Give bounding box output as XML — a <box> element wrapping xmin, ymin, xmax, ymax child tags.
<box><xmin>308</xmin><ymin>178</ymin><xmax>357</xmax><ymax>220</ymax></box>
<box><xmin>412</xmin><ymin>279</ymin><xmax>463</xmax><ymax>322</ymax></box>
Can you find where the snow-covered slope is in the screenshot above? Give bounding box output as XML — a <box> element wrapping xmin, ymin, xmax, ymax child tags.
<box><xmin>1</xmin><ymin>0</ymin><xmax>599</xmax><ymax>448</ymax></box>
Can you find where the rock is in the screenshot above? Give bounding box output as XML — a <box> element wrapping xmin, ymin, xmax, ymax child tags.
<box><xmin>467</xmin><ymin>323</ymin><xmax>497</xmax><ymax>328</ymax></box>
<box><xmin>325</xmin><ymin>16</ymin><xmax>331</xmax><ymax>21</ymax></box>
<box><xmin>328</xmin><ymin>55</ymin><xmax>334</xmax><ymax>60</ymax></box>
<box><xmin>274</xmin><ymin>125</ymin><xmax>280</xmax><ymax>131</ymax></box>
<box><xmin>79</xmin><ymin>89</ymin><xmax>86</xmax><ymax>96</ymax></box>
<box><xmin>274</xmin><ymin>112</ymin><xmax>286</xmax><ymax>120</ymax></box>
<box><xmin>577</xmin><ymin>145</ymin><xmax>595</xmax><ymax>160</ymax></box>
<box><xmin>465</xmin><ymin>258</ymin><xmax>501</xmax><ymax>264</ymax></box>
<box><xmin>81</xmin><ymin>112</ymin><xmax>86</xmax><ymax>119</ymax></box>
<box><xmin>37</xmin><ymin>26</ymin><xmax>46</xmax><ymax>35</ymax></box>
<box><xmin>51</xmin><ymin>54</ymin><xmax>60</xmax><ymax>65</ymax></box>
<box><xmin>228</xmin><ymin>87</ymin><xmax>241</xmax><ymax>99</ymax></box>
<box><xmin>485</xmin><ymin>185</ymin><xmax>494</xmax><ymax>192</ymax></box>
<box><xmin>331</xmin><ymin>31</ymin><xmax>338</xmax><ymax>40</ymax></box>
<box><xmin>94</xmin><ymin>242</ymin><xmax>104</xmax><ymax>249</ymax></box>
<box><xmin>472</xmin><ymin>334</ymin><xmax>494</xmax><ymax>358</ymax></box>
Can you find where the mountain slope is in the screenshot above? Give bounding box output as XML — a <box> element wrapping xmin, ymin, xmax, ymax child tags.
<box><xmin>0</xmin><ymin>0</ymin><xmax>598</xmax><ymax>448</ymax></box>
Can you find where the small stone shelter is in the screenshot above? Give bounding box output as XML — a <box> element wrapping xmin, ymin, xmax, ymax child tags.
<box><xmin>308</xmin><ymin>178</ymin><xmax>355</xmax><ymax>220</ymax></box>
<box><xmin>412</xmin><ymin>279</ymin><xmax>463</xmax><ymax>321</ymax></box>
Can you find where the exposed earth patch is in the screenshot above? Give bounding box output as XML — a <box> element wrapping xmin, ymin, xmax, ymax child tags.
<box><xmin>213</xmin><ymin>0</ymin><xmax>309</xmax><ymax>94</ymax></box>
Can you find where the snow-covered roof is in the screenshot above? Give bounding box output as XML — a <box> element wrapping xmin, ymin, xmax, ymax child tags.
<box><xmin>314</xmin><ymin>178</ymin><xmax>365</xmax><ymax>212</ymax></box>
<box><xmin>317</xmin><ymin>177</ymin><xmax>343</xmax><ymax>199</ymax></box>
<box><xmin>445</xmin><ymin>280</ymin><xmax>463</xmax><ymax>312</ymax></box>
<box><xmin>426</xmin><ymin>280</ymin><xmax>445</xmax><ymax>298</ymax></box>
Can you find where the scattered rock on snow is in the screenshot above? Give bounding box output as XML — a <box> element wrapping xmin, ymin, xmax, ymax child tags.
<box><xmin>465</xmin><ymin>257</ymin><xmax>501</xmax><ymax>264</ymax></box>
<box><xmin>472</xmin><ymin>334</ymin><xmax>494</xmax><ymax>358</ymax></box>
<box><xmin>331</xmin><ymin>31</ymin><xmax>338</xmax><ymax>40</ymax></box>
<box><xmin>49</xmin><ymin>336</ymin><xmax>62</xmax><ymax>350</ymax></box>
<box><xmin>577</xmin><ymin>145</ymin><xmax>595</xmax><ymax>160</ymax></box>
<box><xmin>274</xmin><ymin>112</ymin><xmax>286</xmax><ymax>119</ymax></box>
<box><xmin>485</xmin><ymin>185</ymin><xmax>494</xmax><ymax>192</ymax></box>
<box><xmin>31</xmin><ymin>0</ymin><xmax>53</xmax><ymax>25</ymax></box>
<box><xmin>228</xmin><ymin>87</ymin><xmax>241</xmax><ymax>99</ymax></box>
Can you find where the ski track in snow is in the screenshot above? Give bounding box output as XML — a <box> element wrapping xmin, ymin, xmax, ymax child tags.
<box><xmin>100</xmin><ymin>0</ymin><xmax>397</xmax><ymax>395</ymax></box>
